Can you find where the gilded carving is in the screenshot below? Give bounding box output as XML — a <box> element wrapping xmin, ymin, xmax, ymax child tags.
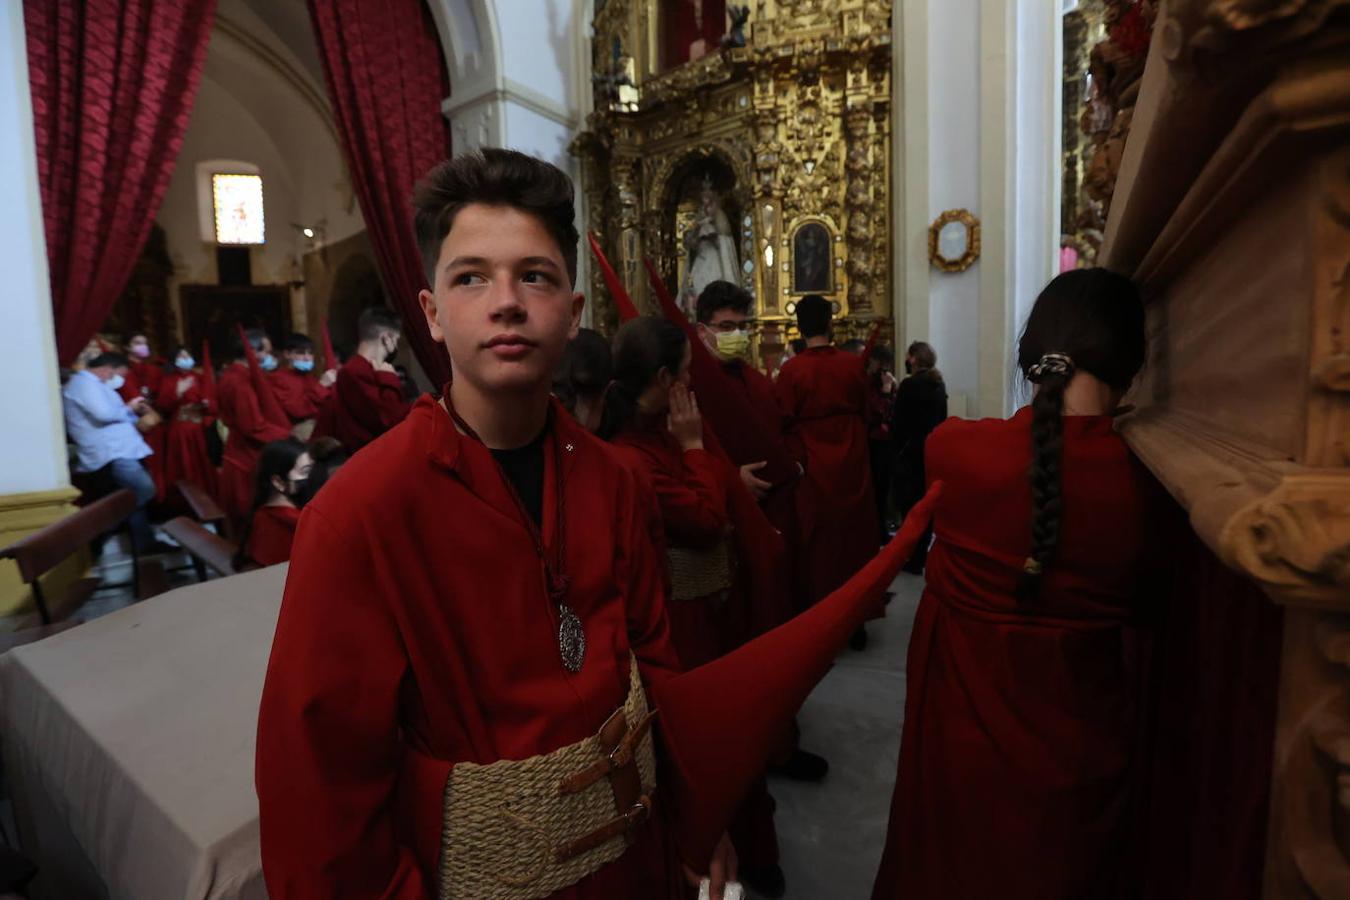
<box><xmin>1222</xmin><ymin>477</ymin><xmax>1350</xmax><ymax>609</ymax></box>
<box><xmin>573</xmin><ymin>0</ymin><xmax>893</xmax><ymax>341</ymax></box>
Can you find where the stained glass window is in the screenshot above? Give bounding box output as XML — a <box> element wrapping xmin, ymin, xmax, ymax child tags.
<box><xmin>212</xmin><ymin>173</ymin><xmax>265</xmax><ymax>245</ymax></box>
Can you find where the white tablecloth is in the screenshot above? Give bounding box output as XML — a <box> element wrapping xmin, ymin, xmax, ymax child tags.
<box><xmin>0</xmin><ymin>565</ymin><xmax>286</xmax><ymax>900</ymax></box>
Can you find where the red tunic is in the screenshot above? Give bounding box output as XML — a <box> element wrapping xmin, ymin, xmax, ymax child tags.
<box><xmin>246</xmin><ymin>504</ymin><xmax>301</xmax><ymax>567</ymax></box>
<box><xmin>256</xmin><ymin>397</ymin><xmax>685</xmax><ymax>898</ymax></box>
<box><xmin>775</xmin><ymin>345</ymin><xmax>878</xmax><ymax>605</ymax></box>
<box><xmin>610</xmin><ymin>420</ymin><xmax>783</xmax><ymax>871</ymax></box>
<box><xmin>120</xmin><ymin>358</ymin><xmax>168</xmax><ymax>498</ymax></box>
<box><xmin>155</xmin><ymin>371</ymin><xmax>218</xmax><ymax>508</ymax></box>
<box><xmin>318</xmin><ymin>355</ymin><xmax>411</xmax><ymax>453</ymax></box>
<box><xmin>872</xmin><ymin>409</ymin><xmax>1158</xmax><ymax>900</ymax></box>
<box><xmin>269</xmin><ymin>367</ymin><xmax>331</xmax><ymax>423</ymax></box>
<box><xmin>217</xmin><ymin>364</ymin><xmax>291</xmax><ymax>528</ymax></box>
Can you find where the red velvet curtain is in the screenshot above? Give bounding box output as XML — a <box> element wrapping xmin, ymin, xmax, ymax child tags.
<box><xmin>25</xmin><ymin>0</ymin><xmax>217</xmax><ymax>366</ymax></box>
<box><xmin>306</xmin><ymin>0</ymin><xmax>453</xmax><ymax>389</ymax></box>
<box><xmin>1142</xmin><ymin>521</ymin><xmax>1283</xmax><ymax>900</ymax></box>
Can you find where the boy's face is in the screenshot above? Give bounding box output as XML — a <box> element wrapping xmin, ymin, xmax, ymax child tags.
<box><xmin>419</xmin><ymin>203</ymin><xmax>583</xmax><ymax>395</ymax></box>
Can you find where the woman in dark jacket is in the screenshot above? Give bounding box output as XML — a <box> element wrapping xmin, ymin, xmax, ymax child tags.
<box><xmin>890</xmin><ymin>341</ymin><xmax>947</xmax><ymax>573</ymax></box>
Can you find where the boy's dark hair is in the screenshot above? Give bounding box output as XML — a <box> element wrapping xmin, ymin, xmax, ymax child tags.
<box><xmin>357</xmin><ymin>307</ymin><xmax>402</xmax><ymax>342</ymax></box>
<box><xmin>789</xmin><ymin>338</ymin><xmax>807</xmax><ymax>356</ymax></box>
<box><xmin>412</xmin><ymin>148</ymin><xmax>579</xmax><ymax>289</ymax></box>
<box><xmin>228</xmin><ymin>327</ymin><xmax>268</xmax><ymax>361</ymax></box>
<box><xmin>871</xmin><ymin>345</ymin><xmax>895</xmax><ymax>368</ymax></box>
<box><xmin>696</xmin><ymin>280</ymin><xmax>753</xmax><ymax>325</ymax></box>
<box><xmin>89</xmin><ymin>352</ymin><xmax>128</xmax><ymax>369</ymax></box>
<box><xmin>796</xmin><ymin>294</ymin><xmax>832</xmax><ymax>338</ymax></box>
<box><xmin>598</xmin><ymin>316</ymin><xmax>688</xmax><ymax>441</ymax></box>
<box><xmin>553</xmin><ymin>328</ymin><xmax>612</xmax><ymax>416</ymax></box>
<box><xmin>283</xmin><ymin>332</ymin><xmax>315</xmax><ymax>353</ymax></box>
<box><xmin>840</xmin><ymin>338</ymin><xmax>866</xmax><ymax>355</ymax></box>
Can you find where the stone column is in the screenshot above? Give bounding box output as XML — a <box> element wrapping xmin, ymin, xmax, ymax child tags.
<box><xmin>0</xmin><ymin>2</ymin><xmax>82</xmax><ymax>616</ymax></box>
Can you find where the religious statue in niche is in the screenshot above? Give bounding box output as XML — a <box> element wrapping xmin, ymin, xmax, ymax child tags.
<box><xmin>792</xmin><ymin>222</ymin><xmax>831</xmax><ymax>294</ymax></box>
<box><xmin>662</xmin><ymin>0</ymin><xmax>727</xmax><ymax>69</ymax></box>
<box><xmin>680</xmin><ymin>177</ymin><xmax>741</xmax><ymax>312</ymax></box>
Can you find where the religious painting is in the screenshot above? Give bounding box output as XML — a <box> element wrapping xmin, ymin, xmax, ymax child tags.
<box><xmin>661</xmin><ymin>0</ymin><xmax>727</xmax><ymax>70</ymax></box>
<box><xmin>791</xmin><ymin>221</ymin><xmax>832</xmax><ymax>294</ymax></box>
<box><xmin>212</xmin><ymin>173</ymin><xmax>265</xmax><ymax>245</ymax></box>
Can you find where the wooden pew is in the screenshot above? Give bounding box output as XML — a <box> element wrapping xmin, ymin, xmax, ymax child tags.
<box><xmin>0</xmin><ymin>489</ymin><xmax>138</xmax><ymax>626</ymax></box>
<box><xmin>160</xmin><ymin>517</ymin><xmax>238</xmax><ymax>582</ymax></box>
<box><xmin>176</xmin><ymin>480</ymin><xmax>226</xmax><ymax>532</ymax></box>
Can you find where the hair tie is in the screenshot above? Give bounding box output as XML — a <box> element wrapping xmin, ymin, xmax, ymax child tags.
<box><xmin>1027</xmin><ymin>352</ymin><xmax>1075</xmax><ymax>383</ymax></box>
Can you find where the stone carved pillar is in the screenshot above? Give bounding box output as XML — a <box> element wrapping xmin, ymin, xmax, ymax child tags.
<box><xmin>843</xmin><ymin>103</ymin><xmax>874</xmax><ymax>318</ymax></box>
<box><xmin>1101</xmin><ymin>4</ymin><xmax>1350</xmax><ymax>894</ymax></box>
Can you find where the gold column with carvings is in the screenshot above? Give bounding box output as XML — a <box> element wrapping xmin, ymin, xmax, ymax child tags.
<box><xmin>1101</xmin><ymin>2</ymin><xmax>1350</xmax><ymax>895</ymax></box>
<box><xmin>0</xmin><ymin>487</ymin><xmax>86</xmax><ymax>620</ymax></box>
<box><xmin>573</xmin><ymin>1</ymin><xmax>893</xmax><ymax>371</ymax></box>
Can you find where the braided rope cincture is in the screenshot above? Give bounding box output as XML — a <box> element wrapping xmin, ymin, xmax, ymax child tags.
<box><xmin>668</xmin><ymin>538</ymin><xmax>737</xmax><ymax>603</ymax></box>
<box><xmin>437</xmin><ymin>658</ymin><xmax>657</xmax><ymax>900</ymax></box>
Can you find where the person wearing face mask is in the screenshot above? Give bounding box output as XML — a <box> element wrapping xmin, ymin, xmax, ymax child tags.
<box><xmin>61</xmin><ymin>351</ymin><xmax>169</xmax><ymax>554</ymax></box>
<box><xmin>219</xmin><ymin>327</ymin><xmax>293</xmax><ymax>532</ymax></box>
<box><xmin>156</xmin><ymin>347</ymin><xmax>218</xmax><ymax>511</ymax></box>
<box><xmin>234</xmin><ymin>439</ymin><xmax>312</xmax><ymax>569</ymax></box>
<box><xmin>271</xmin><ymin>332</ymin><xmax>337</xmax><ymax>441</ymax></box>
<box><xmin>692</xmin><ymin>281</ymin><xmax>830</xmax><ymax>785</ymax></box>
<box><xmin>314</xmin><ymin>307</ymin><xmax>411</xmax><ymax>453</ymax></box>
<box><xmin>119</xmin><ymin>331</ymin><xmax>169</xmax><ymax>499</ymax></box>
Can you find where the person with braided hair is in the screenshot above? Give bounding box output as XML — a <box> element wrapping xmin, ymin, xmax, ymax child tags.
<box><xmin>873</xmin><ymin>268</ymin><xmax>1161</xmax><ymax>900</ymax></box>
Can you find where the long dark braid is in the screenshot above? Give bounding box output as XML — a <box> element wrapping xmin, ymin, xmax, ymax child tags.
<box><xmin>1014</xmin><ymin>269</ymin><xmax>1146</xmax><ymax>601</ymax></box>
<box><xmin>1018</xmin><ymin>363</ymin><xmax>1071</xmax><ymax>601</ymax></box>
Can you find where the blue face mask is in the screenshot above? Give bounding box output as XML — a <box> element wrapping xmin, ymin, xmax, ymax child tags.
<box><xmin>293</xmin><ymin>359</ymin><xmax>314</xmax><ymax>373</ymax></box>
<box><xmin>176</xmin><ymin>356</ymin><xmax>195</xmax><ymax>370</ymax></box>
<box><xmin>107</xmin><ymin>373</ymin><xmax>125</xmax><ymax>392</ymax></box>
<box><xmin>259</xmin><ymin>353</ymin><xmax>278</xmax><ymax>372</ymax></box>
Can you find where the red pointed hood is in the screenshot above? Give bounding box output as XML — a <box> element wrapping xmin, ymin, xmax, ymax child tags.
<box><xmin>651</xmin><ymin>483</ymin><xmax>943</xmax><ymax>868</ymax></box>
<box><xmin>642</xmin><ymin>258</ymin><xmax>799</xmax><ymax>488</ymax></box>
<box><xmin>201</xmin><ymin>340</ymin><xmax>217</xmax><ymax>408</ymax></box>
<box><xmin>234</xmin><ymin>324</ymin><xmax>291</xmax><ymax>431</ymax></box>
<box><xmin>321</xmin><ymin>322</ymin><xmax>338</xmax><ymax>372</ymax></box>
<box><xmin>587</xmin><ymin>232</ymin><xmax>640</xmax><ymax>322</ymax></box>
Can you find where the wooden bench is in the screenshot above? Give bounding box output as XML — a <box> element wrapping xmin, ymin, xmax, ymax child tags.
<box><xmin>0</xmin><ymin>489</ymin><xmax>138</xmax><ymax>625</ymax></box>
<box><xmin>160</xmin><ymin>517</ymin><xmax>238</xmax><ymax>582</ymax></box>
<box><xmin>176</xmin><ymin>480</ymin><xmax>226</xmax><ymax>531</ymax></box>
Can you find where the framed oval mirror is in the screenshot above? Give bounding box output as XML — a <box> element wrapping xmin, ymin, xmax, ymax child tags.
<box><xmin>928</xmin><ymin>209</ymin><xmax>981</xmax><ymax>272</ymax></box>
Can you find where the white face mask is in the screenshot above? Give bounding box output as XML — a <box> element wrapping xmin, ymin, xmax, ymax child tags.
<box><xmin>107</xmin><ymin>373</ymin><xmax>125</xmax><ymax>392</ymax></box>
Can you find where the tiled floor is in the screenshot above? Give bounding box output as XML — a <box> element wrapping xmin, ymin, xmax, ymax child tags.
<box><xmin>761</xmin><ymin>571</ymin><xmax>923</xmax><ymax>900</ymax></box>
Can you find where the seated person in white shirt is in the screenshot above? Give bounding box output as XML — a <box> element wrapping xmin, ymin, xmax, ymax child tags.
<box><xmin>62</xmin><ymin>352</ymin><xmax>169</xmax><ymax>553</ymax></box>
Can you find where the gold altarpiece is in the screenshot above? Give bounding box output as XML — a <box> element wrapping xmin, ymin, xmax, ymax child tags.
<box><xmin>572</xmin><ymin>0</ymin><xmax>893</xmax><ymax>368</ymax></box>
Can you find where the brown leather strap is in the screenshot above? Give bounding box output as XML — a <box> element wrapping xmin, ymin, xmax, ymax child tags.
<box><xmin>553</xmin><ymin>794</ymin><xmax>653</xmax><ymax>863</ymax></box>
<box><xmin>556</xmin><ymin>708</ymin><xmax>657</xmax><ymax>796</ymax></box>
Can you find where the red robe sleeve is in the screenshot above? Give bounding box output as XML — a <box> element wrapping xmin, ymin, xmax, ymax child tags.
<box><xmin>338</xmin><ymin>363</ymin><xmax>411</xmax><ymax>436</ymax></box>
<box><xmin>627</xmin><ymin>438</ymin><xmax>731</xmax><ymax>549</ymax></box>
<box><xmin>256</xmin><ymin>506</ymin><xmax>430</xmax><ymax>899</ymax></box>
<box><xmin>611</xmin><ymin>458</ymin><xmax>683</xmax><ymax>688</ymax></box>
<box><xmin>272</xmin><ymin>370</ymin><xmax>331</xmax><ymax>422</ymax></box>
<box><xmin>227</xmin><ymin>374</ymin><xmax>292</xmax><ymax>445</ymax></box>
<box><xmin>773</xmin><ymin>361</ymin><xmax>810</xmax><ymax>467</ymax></box>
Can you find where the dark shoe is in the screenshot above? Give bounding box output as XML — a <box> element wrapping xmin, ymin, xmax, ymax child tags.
<box><xmin>136</xmin><ymin>540</ymin><xmax>179</xmax><ymax>557</ymax></box>
<box><xmin>901</xmin><ymin>558</ymin><xmax>926</xmax><ymax>576</ymax></box>
<box><xmin>768</xmin><ymin>748</ymin><xmax>829</xmax><ymax>782</ymax></box>
<box><xmin>741</xmin><ymin>863</ymin><xmax>786</xmax><ymax>898</ymax></box>
<box><xmin>849</xmin><ymin>624</ymin><xmax>868</xmax><ymax>651</ymax></box>
<box><xmin>880</xmin><ymin>590</ymin><xmax>895</xmax><ymax>607</ymax></box>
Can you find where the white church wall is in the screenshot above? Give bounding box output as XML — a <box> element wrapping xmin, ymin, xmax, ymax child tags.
<box><xmin>896</xmin><ymin>0</ymin><xmax>1061</xmax><ymax>419</ymax></box>
<box><xmin>0</xmin><ymin>0</ymin><xmax>68</xmax><ymax>495</ymax></box>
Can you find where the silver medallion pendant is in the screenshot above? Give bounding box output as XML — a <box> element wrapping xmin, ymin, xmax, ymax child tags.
<box><xmin>558</xmin><ymin>604</ymin><xmax>586</xmax><ymax>673</ymax></box>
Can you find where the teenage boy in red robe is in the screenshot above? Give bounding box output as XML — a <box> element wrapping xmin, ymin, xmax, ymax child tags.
<box><xmin>271</xmin><ymin>332</ymin><xmax>335</xmax><ymax>438</ymax></box>
<box><xmin>256</xmin><ymin>149</ymin><xmax>738</xmax><ymax>899</ymax></box>
<box><xmin>692</xmin><ymin>281</ymin><xmax>829</xmax><ymax>782</ymax></box>
<box><xmin>218</xmin><ymin>329</ymin><xmax>291</xmax><ymax>531</ymax></box>
<box><xmin>316</xmin><ymin>308</ymin><xmax>412</xmax><ymax>453</ymax></box>
<box><xmin>120</xmin><ymin>331</ymin><xmax>168</xmax><ymax>499</ymax></box>
<box><xmin>775</xmin><ymin>294</ymin><xmax>880</xmax><ymax>609</ymax></box>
